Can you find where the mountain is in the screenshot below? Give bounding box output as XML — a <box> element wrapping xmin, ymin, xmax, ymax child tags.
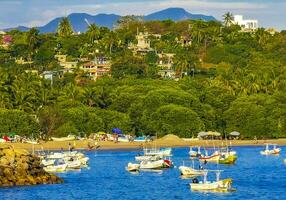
<box><xmin>3</xmin><ymin>26</ymin><xmax>30</xmax><ymax>32</ymax></box>
<box><xmin>145</xmin><ymin>8</ymin><xmax>216</xmax><ymax>21</ymax></box>
<box><xmin>38</xmin><ymin>13</ymin><xmax>121</xmax><ymax>33</ymax></box>
<box><xmin>2</xmin><ymin>8</ymin><xmax>216</xmax><ymax>33</ymax></box>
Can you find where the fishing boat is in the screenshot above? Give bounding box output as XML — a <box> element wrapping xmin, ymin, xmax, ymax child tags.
<box><xmin>219</xmin><ymin>147</ymin><xmax>237</xmax><ymax>164</ymax></box>
<box><xmin>139</xmin><ymin>159</ymin><xmax>165</xmax><ymax>169</ymax></box>
<box><xmin>218</xmin><ymin>154</ymin><xmax>237</xmax><ymax>164</ymax></box>
<box><xmin>179</xmin><ymin>160</ymin><xmax>205</xmax><ymax>176</ymax></box>
<box><xmin>260</xmin><ymin>143</ymin><xmax>281</xmax><ymax>155</ymax></box>
<box><xmin>144</xmin><ymin>147</ymin><xmax>172</xmax><ymax>157</ymax></box>
<box><xmin>190</xmin><ymin>170</ymin><xmax>233</xmax><ymax>192</ymax></box>
<box><xmin>65</xmin><ymin>160</ymin><xmax>82</xmax><ymax>170</ymax></box>
<box><xmin>41</xmin><ymin>159</ymin><xmax>56</xmax><ymax>167</ymax></box>
<box><xmin>126</xmin><ymin>163</ymin><xmax>140</xmax><ymax>172</ymax></box>
<box><xmin>44</xmin><ymin>164</ymin><xmax>67</xmax><ymax>173</ymax></box>
<box><xmin>199</xmin><ymin>151</ymin><xmax>221</xmax><ymax>163</ymax></box>
<box><xmin>189</xmin><ymin>146</ymin><xmax>201</xmax><ymax>158</ymax></box>
<box><xmin>135</xmin><ymin>155</ymin><xmax>161</xmax><ymax>162</ymax></box>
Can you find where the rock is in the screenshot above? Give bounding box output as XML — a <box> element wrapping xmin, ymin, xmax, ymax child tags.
<box><xmin>0</xmin><ymin>147</ymin><xmax>63</xmax><ymax>188</ymax></box>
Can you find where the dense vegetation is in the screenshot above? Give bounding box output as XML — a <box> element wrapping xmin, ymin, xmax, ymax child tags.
<box><xmin>1</xmin><ymin>15</ymin><xmax>286</xmax><ymax>139</ymax></box>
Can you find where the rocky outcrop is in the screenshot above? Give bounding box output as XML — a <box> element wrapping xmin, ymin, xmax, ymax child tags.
<box><xmin>0</xmin><ymin>146</ymin><xmax>63</xmax><ymax>187</ymax></box>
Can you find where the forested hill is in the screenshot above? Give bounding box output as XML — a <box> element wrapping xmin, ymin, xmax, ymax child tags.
<box><xmin>0</xmin><ymin>15</ymin><xmax>286</xmax><ymax>140</ymax></box>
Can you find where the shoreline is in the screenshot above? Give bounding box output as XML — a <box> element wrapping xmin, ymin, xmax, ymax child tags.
<box><xmin>1</xmin><ymin>138</ymin><xmax>286</xmax><ymax>151</ymax></box>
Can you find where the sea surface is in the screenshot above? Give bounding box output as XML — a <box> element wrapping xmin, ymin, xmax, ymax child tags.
<box><xmin>1</xmin><ymin>146</ymin><xmax>286</xmax><ymax>200</ymax></box>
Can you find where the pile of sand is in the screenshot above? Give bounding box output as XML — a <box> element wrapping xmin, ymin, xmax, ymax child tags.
<box><xmin>156</xmin><ymin>134</ymin><xmax>184</xmax><ymax>143</ymax></box>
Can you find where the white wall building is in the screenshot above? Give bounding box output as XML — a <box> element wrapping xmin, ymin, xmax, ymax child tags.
<box><xmin>233</xmin><ymin>15</ymin><xmax>258</xmax><ymax>31</ymax></box>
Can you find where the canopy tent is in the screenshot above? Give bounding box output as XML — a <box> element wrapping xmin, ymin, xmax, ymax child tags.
<box><xmin>198</xmin><ymin>131</ymin><xmax>221</xmax><ymax>138</ymax></box>
<box><xmin>97</xmin><ymin>131</ymin><xmax>107</xmax><ymax>135</ymax></box>
<box><xmin>229</xmin><ymin>131</ymin><xmax>240</xmax><ymax>136</ymax></box>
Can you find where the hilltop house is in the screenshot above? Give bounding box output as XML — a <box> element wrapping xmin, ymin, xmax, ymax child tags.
<box><xmin>15</xmin><ymin>57</ymin><xmax>33</xmax><ymax>65</ymax></box>
<box><xmin>233</xmin><ymin>15</ymin><xmax>258</xmax><ymax>31</ymax></box>
<box><xmin>128</xmin><ymin>32</ymin><xmax>161</xmax><ymax>55</ymax></box>
<box><xmin>157</xmin><ymin>53</ymin><xmax>176</xmax><ymax>79</ymax></box>
<box><xmin>55</xmin><ymin>54</ymin><xmax>78</xmax><ymax>73</ymax></box>
<box><xmin>81</xmin><ymin>57</ymin><xmax>111</xmax><ymax>80</ymax></box>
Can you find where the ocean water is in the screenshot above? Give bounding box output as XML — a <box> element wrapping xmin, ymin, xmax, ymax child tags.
<box><xmin>1</xmin><ymin>146</ymin><xmax>286</xmax><ymax>200</ymax></box>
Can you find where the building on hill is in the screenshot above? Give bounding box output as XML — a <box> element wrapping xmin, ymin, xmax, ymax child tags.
<box><xmin>157</xmin><ymin>53</ymin><xmax>176</xmax><ymax>79</ymax></box>
<box><xmin>55</xmin><ymin>54</ymin><xmax>78</xmax><ymax>73</ymax></box>
<box><xmin>128</xmin><ymin>32</ymin><xmax>160</xmax><ymax>55</ymax></box>
<box><xmin>15</xmin><ymin>57</ymin><xmax>33</xmax><ymax>65</ymax></box>
<box><xmin>233</xmin><ymin>15</ymin><xmax>258</xmax><ymax>31</ymax></box>
<box><xmin>81</xmin><ymin>57</ymin><xmax>111</xmax><ymax>80</ymax></box>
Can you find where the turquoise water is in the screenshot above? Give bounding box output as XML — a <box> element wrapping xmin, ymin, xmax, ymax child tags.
<box><xmin>1</xmin><ymin>146</ymin><xmax>286</xmax><ymax>200</ymax></box>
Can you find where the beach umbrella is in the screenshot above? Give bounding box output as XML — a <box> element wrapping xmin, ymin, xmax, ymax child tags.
<box><xmin>207</xmin><ymin>131</ymin><xmax>221</xmax><ymax>136</ymax></box>
<box><xmin>229</xmin><ymin>131</ymin><xmax>240</xmax><ymax>136</ymax></box>
<box><xmin>112</xmin><ymin>128</ymin><xmax>123</xmax><ymax>135</ymax></box>
<box><xmin>97</xmin><ymin>131</ymin><xmax>106</xmax><ymax>135</ymax></box>
<box><xmin>197</xmin><ymin>131</ymin><xmax>208</xmax><ymax>138</ymax></box>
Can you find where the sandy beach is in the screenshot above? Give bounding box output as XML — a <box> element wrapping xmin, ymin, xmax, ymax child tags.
<box><xmin>1</xmin><ymin>135</ymin><xmax>286</xmax><ymax>151</ymax></box>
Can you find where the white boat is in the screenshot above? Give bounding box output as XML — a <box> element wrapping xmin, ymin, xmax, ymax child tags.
<box><xmin>66</xmin><ymin>160</ymin><xmax>82</xmax><ymax>169</ymax></box>
<box><xmin>44</xmin><ymin>164</ymin><xmax>67</xmax><ymax>173</ymax></box>
<box><xmin>41</xmin><ymin>159</ymin><xmax>56</xmax><ymax>167</ymax></box>
<box><xmin>190</xmin><ymin>170</ymin><xmax>233</xmax><ymax>192</ymax></box>
<box><xmin>179</xmin><ymin>160</ymin><xmax>205</xmax><ymax>176</ymax></box>
<box><xmin>139</xmin><ymin>159</ymin><xmax>165</xmax><ymax>169</ymax></box>
<box><xmin>126</xmin><ymin>163</ymin><xmax>140</xmax><ymax>172</ymax></box>
<box><xmin>179</xmin><ymin>166</ymin><xmax>205</xmax><ymax>176</ymax></box>
<box><xmin>189</xmin><ymin>146</ymin><xmax>201</xmax><ymax>158</ymax></box>
<box><xmin>144</xmin><ymin>148</ymin><xmax>172</xmax><ymax>157</ymax></box>
<box><xmin>199</xmin><ymin>151</ymin><xmax>221</xmax><ymax>163</ymax></box>
<box><xmin>51</xmin><ymin>135</ymin><xmax>76</xmax><ymax>142</ymax></box>
<box><xmin>79</xmin><ymin>157</ymin><xmax>89</xmax><ymax>166</ymax></box>
<box><xmin>135</xmin><ymin>155</ymin><xmax>161</xmax><ymax>162</ymax></box>
<box><xmin>260</xmin><ymin>143</ymin><xmax>281</xmax><ymax>155</ymax></box>
<box><xmin>47</xmin><ymin>152</ymin><xmax>65</xmax><ymax>159</ymax></box>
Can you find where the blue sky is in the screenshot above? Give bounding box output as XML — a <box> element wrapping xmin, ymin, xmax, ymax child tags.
<box><xmin>0</xmin><ymin>0</ymin><xmax>285</xmax><ymax>30</ymax></box>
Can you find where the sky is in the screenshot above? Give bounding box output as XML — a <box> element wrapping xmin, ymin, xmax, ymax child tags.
<box><xmin>0</xmin><ymin>0</ymin><xmax>286</xmax><ymax>30</ymax></box>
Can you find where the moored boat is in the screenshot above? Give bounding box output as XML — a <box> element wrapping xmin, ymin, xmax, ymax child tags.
<box><xmin>179</xmin><ymin>166</ymin><xmax>205</xmax><ymax>176</ymax></box>
<box><xmin>190</xmin><ymin>170</ymin><xmax>233</xmax><ymax>192</ymax></box>
<box><xmin>260</xmin><ymin>143</ymin><xmax>281</xmax><ymax>155</ymax></box>
<box><xmin>126</xmin><ymin>163</ymin><xmax>140</xmax><ymax>172</ymax></box>
<box><xmin>144</xmin><ymin>147</ymin><xmax>172</xmax><ymax>157</ymax></box>
<box><xmin>199</xmin><ymin>151</ymin><xmax>221</xmax><ymax>163</ymax></box>
<box><xmin>44</xmin><ymin>164</ymin><xmax>67</xmax><ymax>173</ymax></box>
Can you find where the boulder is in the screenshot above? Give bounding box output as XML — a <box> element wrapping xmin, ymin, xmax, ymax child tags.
<box><xmin>0</xmin><ymin>147</ymin><xmax>63</xmax><ymax>187</ymax></box>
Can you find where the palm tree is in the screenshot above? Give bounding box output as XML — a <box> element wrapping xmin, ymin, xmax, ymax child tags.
<box><xmin>223</xmin><ymin>12</ymin><xmax>234</xmax><ymax>27</ymax></box>
<box><xmin>57</xmin><ymin>17</ymin><xmax>74</xmax><ymax>37</ymax></box>
<box><xmin>86</xmin><ymin>23</ymin><xmax>100</xmax><ymax>45</ymax></box>
<box><xmin>102</xmin><ymin>31</ymin><xmax>119</xmax><ymax>54</ymax></box>
<box><xmin>83</xmin><ymin>87</ymin><xmax>98</xmax><ymax>107</ymax></box>
<box><xmin>26</xmin><ymin>28</ymin><xmax>39</xmax><ymax>60</ymax></box>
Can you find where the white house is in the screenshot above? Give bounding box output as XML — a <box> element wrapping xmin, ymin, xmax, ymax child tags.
<box><xmin>233</xmin><ymin>15</ymin><xmax>258</xmax><ymax>31</ymax></box>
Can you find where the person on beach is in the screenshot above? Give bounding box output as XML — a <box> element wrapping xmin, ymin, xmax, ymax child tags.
<box><xmin>68</xmin><ymin>142</ymin><xmax>72</xmax><ymax>151</ymax></box>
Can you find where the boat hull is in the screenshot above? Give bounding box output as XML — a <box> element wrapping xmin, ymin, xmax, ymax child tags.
<box><xmin>179</xmin><ymin>166</ymin><xmax>205</xmax><ymax>176</ymax></box>
<box><xmin>190</xmin><ymin>179</ymin><xmax>233</xmax><ymax>192</ymax></box>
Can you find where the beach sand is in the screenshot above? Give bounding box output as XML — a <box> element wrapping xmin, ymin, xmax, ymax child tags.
<box><xmin>1</xmin><ymin>135</ymin><xmax>286</xmax><ymax>151</ymax></box>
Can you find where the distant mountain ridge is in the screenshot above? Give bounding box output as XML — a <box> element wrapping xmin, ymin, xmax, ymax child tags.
<box><xmin>3</xmin><ymin>8</ymin><xmax>216</xmax><ymax>33</ymax></box>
